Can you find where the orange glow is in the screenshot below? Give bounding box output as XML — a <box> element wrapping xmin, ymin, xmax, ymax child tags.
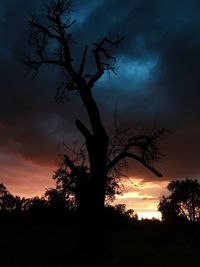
<box><xmin>138</xmin><ymin>211</ymin><xmax>161</xmax><ymax>220</ymax></box>
<box><xmin>114</xmin><ymin>177</ymin><xmax>168</xmax><ymax>219</ymax></box>
<box><xmin>0</xmin><ymin>153</ymin><xmax>56</xmax><ymax>198</ymax></box>
<box><xmin>1</xmin><ymin>153</ymin><xmax>168</xmax><ymax>217</ymax></box>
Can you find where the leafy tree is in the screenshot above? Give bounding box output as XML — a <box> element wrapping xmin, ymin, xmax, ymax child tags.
<box><xmin>105</xmin><ymin>204</ymin><xmax>138</xmax><ymax>226</ymax></box>
<box><xmin>51</xmin><ymin>163</ymin><xmax>121</xmax><ymax>213</ymax></box>
<box><xmin>113</xmin><ymin>204</ymin><xmax>138</xmax><ymax>220</ymax></box>
<box><xmin>25</xmin><ymin>197</ymin><xmax>47</xmax><ymax>214</ymax></box>
<box><xmin>45</xmin><ymin>187</ymin><xmax>73</xmax><ymax>212</ymax></box>
<box><xmin>158</xmin><ymin>196</ymin><xmax>180</xmax><ymax>222</ymax></box>
<box><xmin>0</xmin><ymin>183</ymin><xmax>16</xmax><ymax>212</ymax></box>
<box><xmin>23</xmin><ymin>0</ymin><xmax>164</xmax><ymax>228</ymax></box>
<box><xmin>158</xmin><ymin>179</ymin><xmax>200</xmax><ymax>222</ymax></box>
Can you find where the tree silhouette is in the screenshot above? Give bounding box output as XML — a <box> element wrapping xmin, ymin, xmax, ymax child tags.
<box><xmin>51</xmin><ymin>161</ymin><xmax>122</xmax><ymax>215</ymax></box>
<box><xmin>158</xmin><ymin>196</ymin><xmax>180</xmax><ymax>222</ymax></box>
<box><xmin>45</xmin><ymin>186</ymin><xmax>74</xmax><ymax>213</ymax></box>
<box><xmin>158</xmin><ymin>179</ymin><xmax>200</xmax><ymax>222</ymax></box>
<box><xmin>21</xmin><ymin>6</ymin><xmax>167</xmax><ymax>262</ymax></box>
<box><xmin>23</xmin><ymin>0</ymin><xmax>164</xmax><ymax>222</ymax></box>
<box><xmin>0</xmin><ymin>183</ymin><xmax>16</xmax><ymax>213</ymax></box>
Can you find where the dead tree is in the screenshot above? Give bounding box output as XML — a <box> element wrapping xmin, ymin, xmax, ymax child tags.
<box><xmin>24</xmin><ymin>0</ymin><xmax>164</xmax><ymax>225</ymax></box>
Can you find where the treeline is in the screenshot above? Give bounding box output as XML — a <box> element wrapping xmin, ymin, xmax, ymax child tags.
<box><xmin>0</xmin><ymin>183</ymin><xmax>138</xmax><ymax>225</ymax></box>
<box><xmin>1</xmin><ymin>177</ymin><xmax>200</xmax><ymax>224</ymax></box>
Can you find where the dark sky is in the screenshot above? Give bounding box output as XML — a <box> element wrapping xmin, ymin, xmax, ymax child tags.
<box><xmin>0</xmin><ymin>0</ymin><xmax>200</xmax><ymax>198</ymax></box>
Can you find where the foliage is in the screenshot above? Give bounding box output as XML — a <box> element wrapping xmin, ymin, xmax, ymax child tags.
<box><xmin>0</xmin><ymin>184</ymin><xmax>48</xmax><ymax>215</ymax></box>
<box><xmin>0</xmin><ymin>183</ymin><xmax>17</xmax><ymax>212</ymax></box>
<box><xmin>51</xmin><ymin>164</ymin><xmax>122</xmax><ymax>208</ymax></box>
<box><xmin>0</xmin><ymin>183</ymin><xmax>135</xmax><ymax>223</ymax></box>
<box><xmin>158</xmin><ymin>179</ymin><xmax>200</xmax><ymax>222</ymax></box>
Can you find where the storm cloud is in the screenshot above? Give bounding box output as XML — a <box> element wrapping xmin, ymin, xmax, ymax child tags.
<box><xmin>0</xmin><ymin>0</ymin><xmax>200</xmax><ymax>195</ymax></box>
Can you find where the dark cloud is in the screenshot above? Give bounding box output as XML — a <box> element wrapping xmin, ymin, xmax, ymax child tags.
<box><xmin>0</xmin><ymin>0</ymin><xmax>200</xmax><ymax>195</ymax></box>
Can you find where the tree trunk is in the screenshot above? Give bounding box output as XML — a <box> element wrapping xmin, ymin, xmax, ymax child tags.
<box><xmin>79</xmin><ymin>88</ymin><xmax>108</xmax><ymax>216</ymax></box>
<box><xmin>78</xmin><ymin>88</ymin><xmax>109</xmax><ymax>264</ymax></box>
<box><xmin>77</xmin><ymin>135</ymin><xmax>108</xmax><ymax>266</ymax></box>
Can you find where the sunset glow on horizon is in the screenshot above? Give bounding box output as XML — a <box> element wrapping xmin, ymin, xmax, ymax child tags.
<box><xmin>114</xmin><ymin>178</ymin><xmax>168</xmax><ymax>219</ymax></box>
<box><xmin>138</xmin><ymin>212</ymin><xmax>161</xmax><ymax>220</ymax></box>
<box><xmin>1</xmin><ymin>158</ymin><xmax>168</xmax><ymax>218</ymax></box>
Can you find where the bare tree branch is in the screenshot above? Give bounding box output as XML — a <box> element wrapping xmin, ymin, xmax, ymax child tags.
<box><xmin>106</xmin><ymin>128</ymin><xmax>166</xmax><ymax>177</ymax></box>
<box><xmin>79</xmin><ymin>45</ymin><xmax>88</xmax><ymax>76</ymax></box>
<box><xmin>106</xmin><ymin>151</ymin><xmax>162</xmax><ymax>177</ymax></box>
<box><xmin>88</xmin><ymin>37</ymin><xmax>123</xmax><ymax>88</ymax></box>
<box><xmin>29</xmin><ymin>17</ymin><xmax>61</xmax><ymax>41</ymax></box>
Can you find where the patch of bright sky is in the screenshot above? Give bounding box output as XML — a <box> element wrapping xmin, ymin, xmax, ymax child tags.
<box><xmin>75</xmin><ymin>0</ymin><xmax>104</xmax><ymax>24</ymax></box>
<box><xmin>138</xmin><ymin>211</ymin><xmax>161</xmax><ymax>220</ymax></box>
<box><xmin>114</xmin><ymin>178</ymin><xmax>168</xmax><ymax>219</ymax></box>
<box><xmin>117</xmin><ymin>191</ymin><xmax>155</xmax><ymax>200</ymax></box>
<box><xmin>97</xmin><ymin>55</ymin><xmax>159</xmax><ymax>91</ymax></box>
<box><xmin>124</xmin><ymin>178</ymin><xmax>168</xmax><ymax>190</ymax></box>
<box><xmin>118</xmin><ymin>56</ymin><xmax>158</xmax><ymax>83</ymax></box>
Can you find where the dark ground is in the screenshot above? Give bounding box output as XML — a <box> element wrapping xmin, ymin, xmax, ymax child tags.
<box><xmin>0</xmin><ymin>217</ymin><xmax>199</xmax><ymax>267</ymax></box>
